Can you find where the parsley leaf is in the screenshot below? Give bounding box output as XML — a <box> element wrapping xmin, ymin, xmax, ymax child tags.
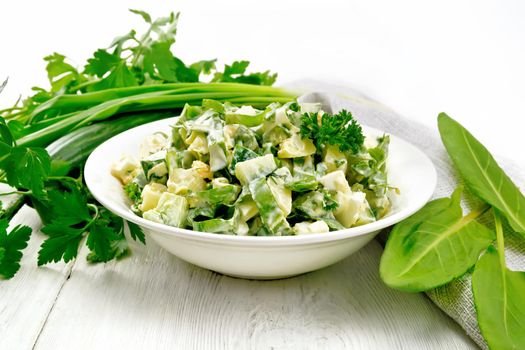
<box><xmin>86</xmin><ymin>238</ymin><xmax>129</xmax><ymax>263</ymax></box>
<box><xmin>87</xmin><ymin>221</ymin><xmax>119</xmax><ymax>262</ymax></box>
<box><xmin>86</xmin><ymin>207</ymin><xmax>127</xmax><ymax>262</ymax></box>
<box><xmin>109</xmin><ymin>30</ymin><xmax>137</xmax><ymax>53</ymax></box>
<box><xmin>0</xmin><ymin>116</ymin><xmax>15</xmax><ymax>147</ymax></box>
<box><xmin>129</xmin><ymin>9</ymin><xmax>152</xmax><ymax>23</ymax></box>
<box><xmin>44</xmin><ymin>53</ymin><xmax>86</xmax><ymax>93</ymax></box>
<box><xmin>84</xmin><ymin>49</ymin><xmax>122</xmax><ymax>78</ymax></box>
<box><xmin>213</xmin><ymin>61</ymin><xmax>277</xmax><ymax>86</ymax></box>
<box><xmin>38</xmin><ymin>190</ymin><xmax>132</xmax><ymax>265</ymax></box>
<box><xmin>1</xmin><ymin>117</ymin><xmax>51</xmax><ymax>198</ymax></box>
<box><xmin>143</xmin><ymin>41</ymin><xmax>198</xmax><ymax>83</ymax></box>
<box><xmin>300</xmin><ymin>109</ymin><xmax>364</xmax><ymax>154</ymax></box>
<box><xmin>90</xmin><ymin>62</ymin><xmax>138</xmax><ymax>91</ymax></box>
<box><xmin>46</xmin><ymin>187</ymin><xmax>91</xmax><ymax>225</ymax></box>
<box><xmin>37</xmin><ymin>187</ymin><xmax>92</xmax><ymax>265</ymax></box>
<box><xmin>128</xmin><ymin>221</ymin><xmax>146</xmax><ymax>244</ymax></box>
<box><xmin>190</xmin><ymin>59</ymin><xmax>217</xmax><ymax>75</ymax></box>
<box><xmin>224</xmin><ymin>60</ymin><xmax>250</xmax><ymax>76</ymax></box>
<box><xmin>85</xmin><ymin>49</ymin><xmax>139</xmax><ymax>91</ymax></box>
<box><xmin>38</xmin><ymin>224</ymin><xmax>84</xmax><ymax>265</ymax></box>
<box><xmin>4</xmin><ymin>147</ymin><xmax>51</xmax><ymax>198</ymax></box>
<box><xmin>0</xmin><ymin>219</ymin><xmax>32</xmax><ymax>279</ymax></box>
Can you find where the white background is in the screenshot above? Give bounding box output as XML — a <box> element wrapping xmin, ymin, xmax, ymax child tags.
<box><xmin>1</xmin><ymin>0</ymin><xmax>524</xmax><ymax>164</ymax></box>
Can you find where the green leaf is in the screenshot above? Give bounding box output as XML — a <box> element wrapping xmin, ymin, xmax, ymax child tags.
<box><xmin>152</xmin><ymin>11</ymin><xmax>178</xmax><ymax>28</ymax></box>
<box><xmin>190</xmin><ymin>59</ymin><xmax>217</xmax><ymax>75</ymax></box>
<box><xmin>293</xmin><ymin>190</ymin><xmax>344</xmax><ymax>231</ymax></box>
<box><xmin>38</xmin><ymin>225</ymin><xmax>84</xmax><ymax>265</ymax></box>
<box><xmin>0</xmin><ymin>219</ymin><xmax>32</xmax><ymax>279</ymax></box>
<box><xmin>6</xmin><ymin>119</ymin><xmax>27</xmax><ymax>140</ymax></box>
<box><xmin>87</xmin><ymin>238</ymin><xmax>129</xmax><ymax>263</ymax></box>
<box><xmin>232</xmin><ymin>71</ymin><xmax>277</xmax><ymax>86</ymax></box>
<box><xmin>142</xmin><ymin>41</ymin><xmax>177</xmax><ymax>81</ymax></box>
<box><xmin>142</xmin><ymin>42</ymin><xmax>198</xmax><ymax>83</ymax></box>
<box><xmin>43</xmin><ymin>53</ymin><xmax>83</xmax><ymax>92</ymax></box>
<box><xmin>86</xmin><ymin>221</ymin><xmax>120</xmax><ymax>262</ymax></box>
<box><xmin>215</xmin><ymin>61</ymin><xmax>248</xmax><ymax>82</ymax></box>
<box><xmin>86</xmin><ymin>208</ymin><xmax>130</xmax><ymax>263</ymax></box>
<box><xmin>44</xmin><ymin>53</ymin><xmax>77</xmax><ymax>80</ymax></box>
<box><xmin>0</xmin><ymin>144</ymin><xmax>12</xmax><ymax>168</ymax></box>
<box><xmin>224</xmin><ymin>61</ymin><xmax>249</xmax><ymax>76</ymax></box>
<box><xmin>173</xmin><ymin>57</ymin><xmax>199</xmax><ymax>82</ymax></box>
<box><xmin>196</xmin><ymin>185</ymin><xmax>240</xmax><ymax>205</ymax></box>
<box><xmin>84</xmin><ymin>49</ymin><xmax>122</xmax><ymax>78</ymax></box>
<box><xmin>90</xmin><ymin>63</ymin><xmax>138</xmax><ymax>91</ymax></box>
<box><xmin>4</xmin><ymin>147</ymin><xmax>51</xmax><ymax>197</ymax></box>
<box><xmin>380</xmin><ymin>188</ymin><xmax>495</xmax><ymax>292</ymax></box>
<box><xmin>472</xmin><ymin>245</ymin><xmax>525</xmax><ymax>349</ymax></box>
<box><xmin>46</xmin><ymin>188</ymin><xmax>91</xmax><ymax>225</ymax></box>
<box><xmin>0</xmin><ymin>116</ymin><xmax>15</xmax><ymax>147</ymax></box>
<box><xmin>212</xmin><ymin>61</ymin><xmax>277</xmax><ymax>86</ymax></box>
<box><xmin>108</xmin><ymin>30</ymin><xmax>136</xmax><ymax>52</ymax></box>
<box><xmin>438</xmin><ymin>113</ymin><xmax>525</xmax><ymax>236</ymax></box>
<box><xmin>37</xmin><ymin>187</ymin><xmax>93</xmax><ymax>265</ymax></box>
<box><xmin>250</xmin><ymin>177</ymin><xmax>292</xmax><ymax>236</ymax></box>
<box><xmin>128</xmin><ymin>221</ymin><xmax>145</xmax><ymax>244</ymax></box>
<box><xmin>129</xmin><ymin>9</ymin><xmax>152</xmax><ymax>23</ymax></box>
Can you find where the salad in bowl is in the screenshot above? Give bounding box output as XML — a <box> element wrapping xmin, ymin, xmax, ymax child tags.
<box><xmin>111</xmin><ymin>100</ymin><xmax>394</xmax><ymax>237</ymax></box>
<box><xmin>85</xmin><ymin>97</ymin><xmax>435</xmax><ymax>278</ymax></box>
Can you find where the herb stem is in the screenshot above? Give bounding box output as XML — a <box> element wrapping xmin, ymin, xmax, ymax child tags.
<box><xmin>0</xmin><ymin>190</ymin><xmax>31</xmax><ymax>196</ymax></box>
<box><xmin>47</xmin><ymin>176</ymin><xmax>74</xmax><ymax>182</ymax></box>
<box><xmin>86</xmin><ymin>203</ymin><xmax>100</xmax><ymax>229</ymax></box>
<box><xmin>131</xmin><ymin>25</ymin><xmax>153</xmax><ymax>67</ymax></box>
<box><xmin>0</xmin><ymin>107</ymin><xmax>22</xmax><ymax>114</ymax></box>
<box><xmin>68</xmin><ymin>79</ymin><xmax>100</xmax><ymax>92</ymax></box>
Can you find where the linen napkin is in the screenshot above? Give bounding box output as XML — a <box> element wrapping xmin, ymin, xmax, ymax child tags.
<box><xmin>288</xmin><ymin>80</ymin><xmax>525</xmax><ymax>349</ymax></box>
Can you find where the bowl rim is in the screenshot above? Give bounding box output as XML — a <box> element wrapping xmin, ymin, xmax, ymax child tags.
<box><xmin>85</xmin><ymin>119</ymin><xmax>437</xmax><ymax>247</ymax></box>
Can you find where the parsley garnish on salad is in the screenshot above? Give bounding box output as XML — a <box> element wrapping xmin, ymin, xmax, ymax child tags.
<box><xmin>300</xmin><ymin>109</ymin><xmax>364</xmax><ymax>154</ymax></box>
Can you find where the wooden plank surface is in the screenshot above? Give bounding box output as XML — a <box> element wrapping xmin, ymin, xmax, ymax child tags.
<box><xmin>25</xmin><ymin>234</ymin><xmax>476</xmax><ymax>350</ymax></box>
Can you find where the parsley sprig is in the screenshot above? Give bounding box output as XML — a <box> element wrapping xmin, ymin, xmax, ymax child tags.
<box><xmin>299</xmin><ymin>109</ymin><xmax>364</xmax><ymax>154</ymax></box>
<box><xmin>0</xmin><ymin>116</ymin><xmax>145</xmax><ymax>278</ymax></box>
<box><xmin>0</xmin><ymin>219</ymin><xmax>32</xmax><ymax>279</ymax></box>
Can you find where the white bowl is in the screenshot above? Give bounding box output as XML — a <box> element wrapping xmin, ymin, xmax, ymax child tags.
<box><xmin>85</xmin><ymin>118</ymin><xmax>436</xmax><ymax>279</ymax></box>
